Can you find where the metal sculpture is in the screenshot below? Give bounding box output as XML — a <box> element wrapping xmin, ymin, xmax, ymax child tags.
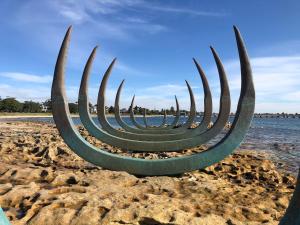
<box><xmin>114</xmin><ymin>80</ymin><xmax>181</xmax><ymax>132</ymax></box>
<box><xmin>76</xmin><ymin>42</ymin><xmax>230</xmax><ymax>148</ymax></box>
<box><xmin>51</xmin><ymin>25</ymin><xmax>255</xmax><ymax>174</ymax></box>
<box><xmin>0</xmin><ymin>207</ymin><xmax>10</xmax><ymax>225</ymax></box>
<box><xmin>128</xmin><ymin>81</ymin><xmax>197</xmax><ymax>133</ymax></box>
<box><xmin>279</xmin><ymin>168</ymin><xmax>300</xmax><ymax>225</ymax></box>
<box><xmin>128</xmin><ymin>80</ymin><xmax>197</xmax><ymax>132</ymax></box>
<box><xmin>1</xmin><ymin>26</ymin><xmax>298</xmax><ymax>225</ymax></box>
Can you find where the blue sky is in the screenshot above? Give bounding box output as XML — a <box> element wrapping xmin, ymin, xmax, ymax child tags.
<box><xmin>0</xmin><ymin>0</ymin><xmax>300</xmax><ymax>113</ymax></box>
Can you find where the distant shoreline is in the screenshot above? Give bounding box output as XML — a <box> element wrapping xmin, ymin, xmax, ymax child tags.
<box><xmin>1</xmin><ymin>112</ymin><xmax>299</xmax><ymax>119</ymax></box>
<box><xmin>0</xmin><ymin>113</ymin><xmax>169</xmax><ymax>119</ymax></box>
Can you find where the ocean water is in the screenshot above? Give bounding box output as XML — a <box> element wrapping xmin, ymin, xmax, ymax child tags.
<box><xmin>1</xmin><ymin>116</ymin><xmax>299</xmax><ymax>174</ymax></box>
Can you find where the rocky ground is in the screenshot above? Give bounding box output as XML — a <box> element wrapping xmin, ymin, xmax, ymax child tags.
<box><xmin>0</xmin><ymin>122</ymin><xmax>296</xmax><ymax>225</ymax></box>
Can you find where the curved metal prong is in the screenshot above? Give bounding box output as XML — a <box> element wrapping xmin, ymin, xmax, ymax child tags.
<box><xmin>192</xmin><ymin>58</ymin><xmax>212</xmax><ymax>132</ymax></box>
<box><xmin>181</xmin><ymin>80</ymin><xmax>197</xmax><ymax>128</ymax></box>
<box><xmin>144</xmin><ymin>110</ymin><xmax>167</xmax><ymax>129</ymax></box>
<box><xmin>158</xmin><ymin>110</ymin><xmax>167</xmax><ymax>128</ymax></box>
<box><xmin>170</xmin><ymin>95</ymin><xmax>180</xmax><ymax>127</ymax></box>
<box><xmin>129</xmin><ymin>95</ymin><xmax>147</xmax><ymax>129</ymax></box>
<box><xmin>279</xmin><ymin>168</ymin><xmax>300</xmax><ymax>225</ymax></box>
<box><xmin>142</xmin><ymin>108</ymin><xmax>148</xmax><ymax>127</ymax></box>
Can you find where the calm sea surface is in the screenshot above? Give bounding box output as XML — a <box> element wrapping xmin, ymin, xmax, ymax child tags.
<box><xmin>1</xmin><ymin>116</ymin><xmax>299</xmax><ymax>175</ymax></box>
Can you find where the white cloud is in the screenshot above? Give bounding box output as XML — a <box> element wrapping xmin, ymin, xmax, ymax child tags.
<box><xmin>144</xmin><ymin>84</ymin><xmax>200</xmax><ymax>94</ymax></box>
<box><xmin>224</xmin><ymin>56</ymin><xmax>300</xmax><ymax>94</ymax></box>
<box><xmin>217</xmin><ymin>55</ymin><xmax>300</xmax><ymax>113</ymax></box>
<box><xmin>124</xmin><ymin>83</ymin><xmax>204</xmax><ymax>110</ymax></box>
<box><xmin>0</xmin><ymin>84</ymin><xmax>49</xmax><ymax>101</ymax></box>
<box><xmin>2</xmin><ymin>55</ymin><xmax>300</xmax><ymax>113</ymax></box>
<box><xmin>145</xmin><ymin>5</ymin><xmax>227</xmax><ymax>17</ymax></box>
<box><xmin>53</xmin><ymin>0</ymin><xmax>227</xmax><ymax>23</ymax></box>
<box><xmin>115</xmin><ymin>55</ymin><xmax>300</xmax><ymax>113</ymax></box>
<box><xmin>60</xmin><ymin>8</ymin><xmax>88</xmax><ymax>23</ymax></box>
<box><xmin>0</xmin><ymin>72</ymin><xmax>52</xmax><ymax>83</ymax></box>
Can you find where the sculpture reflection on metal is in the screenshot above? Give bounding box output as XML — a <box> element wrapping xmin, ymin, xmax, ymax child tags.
<box><xmin>52</xmin><ymin>25</ymin><xmax>254</xmax><ymax>175</ymax></box>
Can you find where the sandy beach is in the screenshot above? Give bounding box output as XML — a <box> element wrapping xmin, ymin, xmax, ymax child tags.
<box><xmin>0</xmin><ymin>121</ymin><xmax>296</xmax><ymax>225</ymax></box>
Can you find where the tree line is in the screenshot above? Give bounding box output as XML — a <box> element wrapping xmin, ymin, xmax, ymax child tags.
<box><xmin>0</xmin><ymin>97</ymin><xmax>80</xmax><ymax>114</ymax></box>
<box><xmin>0</xmin><ymin>97</ymin><xmax>43</xmax><ymax>113</ymax></box>
<box><xmin>0</xmin><ymin>97</ymin><xmax>181</xmax><ymax>115</ymax></box>
<box><xmin>107</xmin><ymin>105</ymin><xmax>177</xmax><ymax>115</ymax></box>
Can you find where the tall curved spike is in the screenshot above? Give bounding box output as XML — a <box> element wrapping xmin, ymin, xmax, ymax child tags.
<box><xmin>170</xmin><ymin>95</ymin><xmax>180</xmax><ymax>127</ymax></box>
<box><xmin>80</xmin><ymin>47</ymin><xmax>98</xmax><ymax>90</ymax></box>
<box><xmin>143</xmin><ymin>108</ymin><xmax>148</xmax><ymax>127</ymax></box>
<box><xmin>96</xmin><ymin>57</ymin><xmax>117</xmax><ymax>128</ymax></box>
<box><xmin>52</xmin><ymin>25</ymin><xmax>254</xmax><ymax>174</ymax></box>
<box><xmin>279</xmin><ymin>168</ymin><xmax>300</xmax><ymax>225</ymax></box>
<box><xmin>207</xmin><ymin>46</ymin><xmax>231</xmax><ymax>133</ymax></box>
<box><xmin>114</xmin><ymin>79</ymin><xmax>126</xmax><ymax>116</ymax></box>
<box><xmin>181</xmin><ymin>80</ymin><xmax>197</xmax><ymax>128</ymax></box>
<box><xmin>158</xmin><ymin>110</ymin><xmax>167</xmax><ymax>128</ymax></box>
<box><xmin>129</xmin><ymin>95</ymin><xmax>147</xmax><ymax>129</ymax></box>
<box><xmin>192</xmin><ymin>58</ymin><xmax>213</xmax><ymax>132</ymax></box>
<box><xmin>144</xmin><ymin>109</ymin><xmax>167</xmax><ymax>129</ymax></box>
<box><xmin>78</xmin><ymin>46</ymin><xmax>98</xmax><ymax>118</ymax></box>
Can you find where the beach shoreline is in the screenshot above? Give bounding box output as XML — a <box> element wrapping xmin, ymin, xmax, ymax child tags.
<box><xmin>0</xmin><ymin>121</ymin><xmax>296</xmax><ymax>225</ymax></box>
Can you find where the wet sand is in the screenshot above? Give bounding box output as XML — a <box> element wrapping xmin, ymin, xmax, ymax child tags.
<box><xmin>0</xmin><ymin>122</ymin><xmax>296</xmax><ymax>225</ymax></box>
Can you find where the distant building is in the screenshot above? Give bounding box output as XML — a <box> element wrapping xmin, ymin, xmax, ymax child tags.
<box><xmin>120</xmin><ymin>108</ymin><xmax>128</xmax><ymax>114</ymax></box>
<box><xmin>41</xmin><ymin>105</ymin><xmax>48</xmax><ymax>112</ymax></box>
<box><xmin>90</xmin><ymin>105</ymin><xmax>97</xmax><ymax>114</ymax></box>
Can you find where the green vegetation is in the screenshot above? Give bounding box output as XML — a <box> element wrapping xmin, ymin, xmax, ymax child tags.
<box><xmin>68</xmin><ymin>103</ymin><xmax>79</xmax><ymax>114</ymax></box>
<box><xmin>0</xmin><ymin>97</ymin><xmax>182</xmax><ymax>116</ymax></box>
<box><xmin>0</xmin><ymin>97</ymin><xmax>81</xmax><ymax>114</ymax></box>
<box><xmin>0</xmin><ymin>112</ymin><xmax>52</xmax><ymax>116</ymax></box>
<box><xmin>0</xmin><ymin>97</ymin><xmax>49</xmax><ymax>114</ymax></box>
<box><xmin>0</xmin><ymin>98</ymin><xmax>23</xmax><ymax>112</ymax></box>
